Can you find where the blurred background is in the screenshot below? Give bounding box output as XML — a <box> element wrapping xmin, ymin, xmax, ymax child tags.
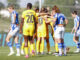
<box><xmin>0</xmin><ymin>0</ymin><xmax>80</xmax><ymax>33</ymax></box>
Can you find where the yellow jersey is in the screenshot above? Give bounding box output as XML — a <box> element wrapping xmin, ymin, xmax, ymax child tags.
<box><xmin>22</xmin><ymin>9</ymin><xmax>36</xmax><ymax>27</ymax></box>
<box><xmin>37</xmin><ymin>16</ymin><xmax>46</xmax><ymax>37</ymax></box>
<box><xmin>38</xmin><ymin>16</ymin><xmax>46</xmax><ymax>28</ymax></box>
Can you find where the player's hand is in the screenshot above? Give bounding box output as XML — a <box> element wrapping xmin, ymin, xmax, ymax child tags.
<box><xmin>74</xmin><ymin>28</ymin><xmax>77</xmax><ymax>33</ymax></box>
<box><xmin>8</xmin><ymin>28</ymin><xmax>11</xmax><ymax>33</ymax></box>
<box><xmin>71</xmin><ymin>30</ymin><xmax>73</xmax><ymax>34</ymax></box>
<box><xmin>74</xmin><ymin>30</ymin><xmax>77</xmax><ymax>34</ymax></box>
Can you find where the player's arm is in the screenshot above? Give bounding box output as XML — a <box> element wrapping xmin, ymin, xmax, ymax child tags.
<box><xmin>34</xmin><ymin>12</ymin><xmax>37</xmax><ymax>33</ymax></box>
<box><xmin>8</xmin><ymin>25</ymin><xmax>11</xmax><ymax>32</ymax></box>
<box><xmin>20</xmin><ymin>18</ymin><xmax>24</xmax><ymax>34</ymax></box>
<box><xmin>42</xmin><ymin>16</ymin><xmax>49</xmax><ymax>23</ymax></box>
<box><xmin>71</xmin><ymin>27</ymin><xmax>75</xmax><ymax>34</ymax></box>
<box><xmin>64</xmin><ymin>19</ymin><xmax>68</xmax><ymax>27</ymax></box>
<box><xmin>47</xmin><ymin>16</ymin><xmax>57</xmax><ymax>23</ymax></box>
<box><xmin>42</xmin><ymin>16</ymin><xmax>50</xmax><ymax>23</ymax></box>
<box><xmin>20</xmin><ymin>12</ymin><xmax>25</xmax><ymax>34</ymax></box>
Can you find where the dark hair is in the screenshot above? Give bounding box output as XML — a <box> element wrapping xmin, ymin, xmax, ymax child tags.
<box><xmin>27</xmin><ymin>3</ymin><xmax>32</xmax><ymax>9</ymax></box>
<box><xmin>52</xmin><ymin>5</ymin><xmax>60</xmax><ymax>13</ymax></box>
<box><xmin>40</xmin><ymin>7</ymin><xmax>45</xmax><ymax>13</ymax></box>
<box><xmin>35</xmin><ymin>7</ymin><xmax>39</xmax><ymax>12</ymax></box>
<box><xmin>44</xmin><ymin>8</ymin><xmax>48</xmax><ymax>13</ymax></box>
<box><xmin>8</xmin><ymin>5</ymin><xmax>14</xmax><ymax>9</ymax></box>
<box><xmin>72</xmin><ymin>11</ymin><xmax>77</xmax><ymax>15</ymax></box>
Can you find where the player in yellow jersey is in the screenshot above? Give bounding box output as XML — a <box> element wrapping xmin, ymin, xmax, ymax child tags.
<box><xmin>36</xmin><ymin>7</ymin><xmax>51</xmax><ymax>54</ymax></box>
<box><xmin>37</xmin><ymin>9</ymin><xmax>47</xmax><ymax>54</ymax></box>
<box><xmin>20</xmin><ymin>3</ymin><xmax>37</xmax><ymax>58</ymax></box>
<box><xmin>45</xmin><ymin>8</ymin><xmax>51</xmax><ymax>54</ymax></box>
<box><xmin>49</xmin><ymin>11</ymin><xmax>59</xmax><ymax>54</ymax></box>
<box><xmin>21</xmin><ymin>7</ymin><xmax>39</xmax><ymax>56</ymax></box>
<box><xmin>43</xmin><ymin>9</ymin><xmax>59</xmax><ymax>54</ymax></box>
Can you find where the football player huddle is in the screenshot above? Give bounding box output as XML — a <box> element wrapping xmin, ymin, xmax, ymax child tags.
<box><xmin>6</xmin><ymin>3</ymin><xmax>80</xmax><ymax>58</ymax></box>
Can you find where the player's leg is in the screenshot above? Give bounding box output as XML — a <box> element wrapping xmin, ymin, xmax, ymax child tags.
<box><xmin>24</xmin><ymin>35</ymin><xmax>29</xmax><ymax>58</ymax></box>
<box><xmin>52</xmin><ymin>29</ymin><xmax>59</xmax><ymax>53</ymax></box>
<box><xmin>73</xmin><ymin>30</ymin><xmax>80</xmax><ymax>53</ymax></box>
<box><xmin>73</xmin><ymin>36</ymin><xmax>80</xmax><ymax>53</ymax></box>
<box><xmin>37</xmin><ymin>28</ymin><xmax>41</xmax><ymax>54</ymax></box>
<box><xmin>53</xmin><ymin>38</ymin><xmax>59</xmax><ymax>55</ymax></box>
<box><xmin>28</xmin><ymin>25</ymin><xmax>35</xmax><ymax>56</ymax></box>
<box><xmin>32</xmin><ymin>33</ymin><xmax>36</xmax><ymax>54</ymax></box>
<box><xmin>52</xmin><ymin>28</ymin><xmax>59</xmax><ymax>53</ymax></box>
<box><xmin>54</xmin><ymin>27</ymin><xmax>64</xmax><ymax>56</ymax></box>
<box><xmin>11</xmin><ymin>26</ymin><xmax>20</xmax><ymax>56</ymax></box>
<box><xmin>36</xmin><ymin>37</ymin><xmax>40</xmax><ymax>54</ymax></box>
<box><xmin>46</xmin><ymin>26</ymin><xmax>50</xmax><ymax>54</ymax></box>
<box><xmin>21</xmin><ymin>41</ymin><xmax>25</xmax><ymax>55</ymax></box>
<box><xmin>40</xmin><ymin>37</ymin><xmax>45</xmax><ymax>54</ymax></box>
<box><xmin>55</xmin><ymin>41</ymin><xmax>59</xmax><ymax>53</ymax></box>
<box><xmin>6</xmin><ymin>33</ymin><xmax>14</xmax><ymax>56</ymax></box>
<box><xmin>14</xmin><ymin>36</ymin><xmax>20</xmax><ymax>56</ymax></box>
<box><xmin>46</xmin><ymin>37</ymin><xmax>51</xmax><ymax>54</ymax></box>
<box><xmin>28</xmin><ymin>41</ymin><xmax>32</xmax><ymax>54</ymax></box>
<box><xmin>29</xmin><ymin>36</ymin><xmax>35</xmax><ymax>56</ymax></box>
<box><xmin>54</xmin><ymin>38</ymin><xmax>62</xmax><ymax>56</ymax></box>
<box><xmin>58</xmin><ymin>27</ymin><xmax>66</xmax><ymax>56</ymax></box>
<box><xmin>57</xmin><ymin>38</ymin><xmax>66</xmax><ymax>56</ymax></box>
<box><xmin>21</xmin><ymin>40</ymin><xmax>31</xmax><ymax>55</ymax></box>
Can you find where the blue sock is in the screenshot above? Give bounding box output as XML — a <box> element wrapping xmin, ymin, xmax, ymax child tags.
<box><xmin>7</xmin><ymin>42</ymin><xmax>12</xmax><ymax>48</ymax></box>
<box><xmin>58</xmin><ymin>43</ymin><xmax>63</xmax><ymax>49</ymax></box>
<box><xmin>77</xmin><ymin>42</ymin><xmax>80</xmax><ymax>49</ymax></box>
<box><xmin>58</xmin><ymin>43</ymin><xmax>63</xmax><ymax>55</ymax></box>
<box><xmin>62</xmin><ymin>43</ymin><xmax>66</xmax><ymax>55</ymax></box>
<box><xmin>16</xmin><ymin>43</ymin><xmax>20</xmax><ymax>48</ymax></box>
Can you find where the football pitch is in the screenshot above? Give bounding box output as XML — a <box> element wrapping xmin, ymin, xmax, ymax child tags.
<box><xmin>0</xmin><ymin>47</ymin><xmax>80</xmax><ymax>60</ymax></box>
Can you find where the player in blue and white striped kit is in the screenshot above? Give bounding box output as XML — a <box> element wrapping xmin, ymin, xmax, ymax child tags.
<box><xmin>51</xmin><ymin>6</ymin><xmax>68</xmax><ymax>56</ymax></box>
<box><xmin>71</xmin><ymin>11</ymin><xmax>80</xmax><ymax>53</ymax></box>
<box><xmin>6</xmin><ymin>5</ymin><xmax>20</xmax><ymax>56</ymax></box>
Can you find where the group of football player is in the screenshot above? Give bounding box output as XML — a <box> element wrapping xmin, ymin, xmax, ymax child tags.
<box><xmin>5</xmin><ymin>3</ymin><xmax>80</xmax><ymax>58</ymax></box>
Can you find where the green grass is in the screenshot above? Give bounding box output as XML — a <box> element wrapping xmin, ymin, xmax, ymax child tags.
<box><xmin>0</xmin><ymin>47</ymin><xmax>80</xmax><ymax>60</ymax></box>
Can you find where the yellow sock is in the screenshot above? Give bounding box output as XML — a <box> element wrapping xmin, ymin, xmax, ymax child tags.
<box><xmin>21</xmin><ymin>42</ymin><xmax>25</xmax><ymax>50</ymax></box>
<box><xmin>29</xmin><ymin>43</ymin><xmax>35</xmax><ymax>54</ymax></box>
<box><xmin>31</xmin><ymin>44</ymin><xmax>34</xmax><ymax>51</ymax></box>
<box><xmin>28</xmin><ymin>41</ymin><xmax>32</xmax><ymax>54</ymax></box>
<box><xmin>33</xmin><ymin>43</ymin><xmax>35</xmax><ymax>51</ymax></box>
<box><xmin>31</xmin><ymin>43</ymin><xmax>35</xmax><ymax>56</ymax></box>
<box><xmin>40</xmin><ymin>40</ymin><xmax>44</xmax><ymax>53</ymax></box>
<box><xmin>55</xmin><ymin>43</ymin><xmax>59</xmax><ymax>52</ymax></box>
<box><xmin>47</xmin><ymin>42</ymin><xmax>50</xmax><ymax>52</ymax></box>
<box><xmin>24</xmin><ymin>47</ymin><xmax>28</xmax><ymax>55</ymax></box>
<box><xmin>36</xmin><ymin>40</ymin><xmax>40</xmax><ymax>53</ymax></box>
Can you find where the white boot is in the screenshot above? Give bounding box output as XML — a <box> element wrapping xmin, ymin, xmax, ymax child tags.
<box><xmin>16</xmin><ymin>48</ymin><xmax>20</xmax><ymax>56</ymax></box>
<box><xmin>21</xmin><ymin>50</ymin><xmax>24</xmax><ymax>55</ymax></box>
<box><xmin>16</xmin><ymin>53</ymin><xmax>20</xmax><ymax>56</ymax></box>
<box><xmin>8</xmin><ymin>51</ymin><xmax>14</xmax><ymax>56</ymax></box>
<box><xmin>74</xmin><ymin>49</ymin><xmax>80</xmax><ymax>53</ymax></box>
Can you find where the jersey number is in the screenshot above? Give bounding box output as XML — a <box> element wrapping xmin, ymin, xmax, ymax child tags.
<box><xmin>26</xmin><ymin>15</ymin><xmax>34</xmax><ymax>23</ymax></box>
<box><xmin>60</xmin><ymin>18</ymin><xmax>63</xmax><ymax>24</ymax></box>
<box><xmin>38</xmin><ymin>18</ymin><xmax>43</xmax><ymax>24</ymax></box>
